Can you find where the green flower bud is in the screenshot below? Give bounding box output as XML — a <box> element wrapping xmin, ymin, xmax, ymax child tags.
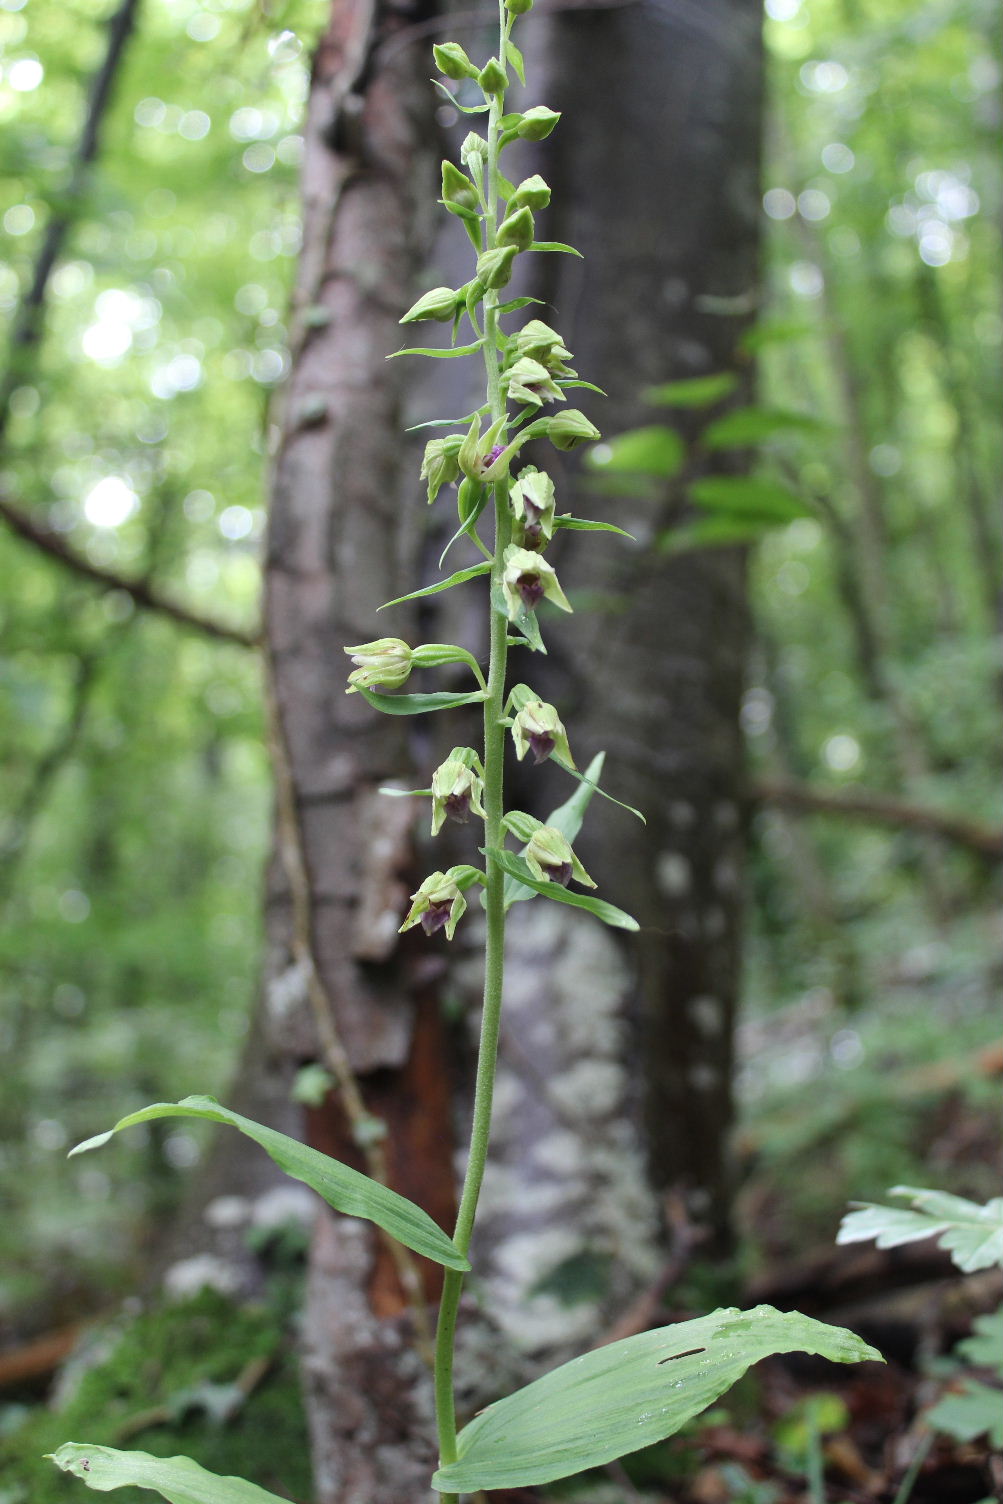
<box><xmin>461</xmin><ymin>132</ymin><xmax>489</xmax><ymax>168</ymax></box>
<box><xmin>504</xmin><ymin>356</ymin><xmax>564</xmax><ymax>409</ymax></box>
<box><xmin>400</xmin><ymin>870</ymin><xmax>467</xmax><ymax>939</ymax></box>
<box><xmin>543</xmin><ymin>408</ymin><xmax>601</xmax><ymax>450</ymax></box>
<box><xmin>496</xmin><ymin>206</ymin><xmax>535</xmax><ymax>251</ymax></box>
<box><xmin>430</xmin><ymin>752</ymin><xmax>486</xmax><ymax>836</ymax></box>
<box><xmin>420</xmin><ymin>437</ymin><xmax>461</xmax><ymax>503</ymax></box>
<box><xmin>508</xmin><ymin>175</ymin><xmax>551</xmax><ymax>211</ymax></box>
<box><xmin>400</xmin><ymin>286</ymin><xmax>460</xmax><ymax>325</ymax></box>
<box><xmin>433</xmin><ymin>42</ymin><xmax>477</xmax><ymax>80</ymax></box>
<box><xmin>476</xmin><ymin>244</ymin><xmax>518</xmax><ymax>290</ymax></box>
<box><xmin>442</xmin><ymin>160</ymin><xmax>478</xmax><ymax>213</ymax></box>
<box><xmin>458</xmin><ymin>414</ymin><xmax>507</xmax><ymax>480</ymax></box>
<box><xmin>516</xmin><ymin>106</ymin><xmax>560</xmax><ymax>141</ymax></box>
<box><xmin>521</xmin><ymin>825</ymin><xmax>595</xmax><ymax>889</ymax></box>
<box><xmin>509</xmin><ymin>468</ymin><xmax>556</xmax><ymax>546</ymax></box>
<box><xmin>501</xmin><ymin>545</ymin><xmax>573</xmax><ymax>619</ymax></box>
<box><xmin>506</xmin><ymin>0</ymin><xmax>533</xmax><ymax>14</ymax></box>
<box><xmin>344</xmin><ymin>638</ymin><xmax>412</xmax><ymax>694</ymax></box>
<box><xmin>478</xmin><ymin>56</ymin><xmax>508</xmax><ymax>94</ymax></box>
<box><xmin>511</xmin><ymin>698</ymin><xmax>574</xmax><ymax>767</ymax></box>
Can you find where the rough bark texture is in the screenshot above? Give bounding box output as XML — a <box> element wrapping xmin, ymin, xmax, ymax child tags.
<box><xmin>263</xmin><ymin>1</ymin><xmax>451</xmax><ymax>1497</ymax></box>
<box><xmin>523</xmin><ymin>0</ymin><xmax>763</xmax><ymax>1251</ymax></box>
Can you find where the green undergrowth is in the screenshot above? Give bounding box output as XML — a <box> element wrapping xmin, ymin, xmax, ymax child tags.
<box><xmin>0</xmin><ymin>1287</ymin><xmax>309</xmax><ymax>1504</ymax></box>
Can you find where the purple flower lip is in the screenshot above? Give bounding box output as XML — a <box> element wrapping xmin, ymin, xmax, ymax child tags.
<box><xmin>420</xmin><ymin>900</ymin><xmax>454</xmax><ymax>935</ymax></box>
<box><xmin>528</xmin><ymin>731</ymin><xmax>555</xmax><ymax>764</ymax></box>
<box><xmin>542</xmin><ymin>859</ymin><xmax>573</xmax><ymax>888</ymax></box>
<box><xmin>443</xmin><ymin>792</ymin><xmax>471</xmax><ymax>823</ymax></box>
<box><xmin>482</xmin><ymin>443</ymin><xmax>506</xmax><ymax>471</ymax></box>
<box><xmin>516</xmin><ymin>572</ymin><xmax>545</xmax><ymax>608</ymax></box>
<box><xmin>520</xmin><ymin>521</ymin><xmax>544</xmax><ymax>550</ymax></box>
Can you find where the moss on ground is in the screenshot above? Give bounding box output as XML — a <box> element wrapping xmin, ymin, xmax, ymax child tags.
<box><xmin>0</xmin><ymin>1287</ymin><xmax>311</xmax><ymax>1504</ymax></box>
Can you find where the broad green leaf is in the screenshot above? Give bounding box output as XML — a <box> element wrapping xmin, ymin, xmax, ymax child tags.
<box><xmin>433</xmin><ymin>1305</ymin><xmax>880</xmax><ymax>1492</ymax></box>
<box><xmin>955</xmin><ymin>1307</ymin><xmax>1003</xmax><ymax>1368</ymax></box>
<box><xmin>658</xmin><ymin>517</ymin><xmax>777</xmax><ymax>553</ymax></box>
<box><xmin>48</xmin><ymin>1445</ymin><xmax>287</xmax><ymax>1504</ymax></box>
<box><xmin>703</xmin><ymin>405</ymin><xmax>830</xmax><ymax>449</ymax></box>
<box><xmin>359</xmin><ymin>688</ymin><xmax>486</xmax><ymax>716</ymax></box>
<box><xmin>739</xmin><ymin>319</ymin><xmax>813</xmax><ymax>353</ymax></box>
<box><xmin>553</xmin><ymin>515</ymin><xmax>636</xmax><ymax>540</ymax></box>
<box><xmin>70</xmin><ymin>1097</ymin><xmax>468</xmax><ymax>1270</ymax></box>
<box><xmin>530</xmin><ymin>241</ymin><xmax>584</xmax><ymax>257</ymax></box>
<box><xmin>689</xmin><ymin>475</ymin><xmax>813</xmax><ymax>522</ymax></box>
<box><xmin>586</xmin><ymin>425</ymin><xmax>685</xmax><ymax>478</ymax></box>
<box><xmin>505</xmin><ymin>39</ymin><xmax>526</xmax><ymax>84</ymax></box>
<box><xmin>378</xmin><ymin>562</ymin><xmax>491</xmax><ymax>610</ymax></box>
<box><xmin>485</xmin><ymin>848</ymin><xmax>638</xmax><ymax>931</ymax></box>
<box><xmin>927</xmin><ymin>1380</ymin><xmax>1003</xmax><ymax>1446</ymax></box>
<box><xmin>388</xmin><ymin>341</ymin><xmax>483</xmax><ymax>360</ymax></box>
<box><xmin>643</xmin><ymin>373</ymin><xmax>738</xmax><ymax>407</ymax></box>
<box><xmin>837</xmin><ymin>1187</ymin><xmax>1003</xmax><ymax>1273</ymax></box>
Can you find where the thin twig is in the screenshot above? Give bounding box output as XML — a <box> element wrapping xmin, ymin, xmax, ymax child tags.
<box><xmin>0</xmin><ymin>492</ymin><xmax>258</xmax><ymax>647</ymax></box>
<box><xmin>754</xmin><ymin>776</ymin><xmax>1003</xmax><ymax>861</ymax></box>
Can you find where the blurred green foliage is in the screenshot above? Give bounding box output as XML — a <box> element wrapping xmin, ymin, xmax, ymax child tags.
<box><xmin>0</xmin><ymin>0</ymin><xmax>999</xmax><ymax>1373</ymax></box>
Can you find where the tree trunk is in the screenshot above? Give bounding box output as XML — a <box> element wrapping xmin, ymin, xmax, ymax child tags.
<box><xmin>524</xmin><ymin>0</ymin><xmax>763</xmax><ymax>1252</ymax></box>
<box><xmin>262</xmin><ymin>2</ymin><xmax>454</xmax><ymax>1498</ymax></box>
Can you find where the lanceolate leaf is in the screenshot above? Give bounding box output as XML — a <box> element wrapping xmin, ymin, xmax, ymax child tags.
<box><xmin>378</xmin><ymin>562</ymin><xmax>491</xmax><ymax>610</ymax></box>
<box><xmin>359</xmin><ymin>688</ymin><xmax>486</xmax><ymax>716</ymax></box>
<box><xmin>49</xmin><ymin>1445</ymin><xmax>288</xmax><ymax>1504</ymax></box>
<box><xmin>70</xmin><ymin>1097</ymin><xmax>469</xmax><ymax>1271</ymax></box>
<box><xmin>485</xmin><ymin>848</ymin><xmax>638</xmax><ymax>931</ymax></box>
<box><xmin>553</xmin><ymin>515</ymin><xmax>637</xmax><ymax>539</ymax></box>
<box><xmin>530</xmin><ymin>240</ymin><xmax>584</xmax><ymax>257</ymax></box>
<box><xmin>388</xmin><ymin>341</ymin><xmax>484</xmax><ymax>360</ymax></box>
<box><xmin>837</xmin><ymin>1187</ymin><xmax>1003</xmax><ymax>1273</ymax></box>
<box><xmin>432</xmin><ymin>1305</ymin><xmax>881</xmax><ymax>1492</ymax></box>
<box><xmin>503</xmin><ymin>754</ymin><xmax>606</xmax><ymax>908</ymax></box>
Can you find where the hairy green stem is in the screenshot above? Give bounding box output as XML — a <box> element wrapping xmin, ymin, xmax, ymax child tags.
<box><xmin>433</xmin><ymin>5</ymin><xmax>512</xmax><ymax>1491</ymax></box>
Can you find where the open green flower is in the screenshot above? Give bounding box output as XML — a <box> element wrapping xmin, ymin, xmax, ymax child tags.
<box><xmin>501</xmin><ymin>546</ymin><xmax>572</xmax><ymax>619</ymax></box>
<box><xmin>504</xmin><ymin>357</ymin><xmax>564</xmax><ymax>409</ymax></box>
<box><xmin>511</xmin><ymin>699</ymin><xmax>574</xmax><ymax>766</ymax></box>
<box><xmin>431</xmin><ymin>754</ymin><xmax>486</xmax><ymax>836</ymax></box>
<box><xmin>509</xmin><ymin>468</ymin><xmax>556</xmax><ymax>548</ymax></box>
<box><xmin>521</xmin><ymin>825</ymin><xmax>595</xmax><ymax>888</ymax></box>
<box><xmin>344</xmin><ymin>638</ymin><xmax>412</xmax><ymax>694</ymax></box>
<box><xmin>514</xmin><ymin>319</ymin><xmax>574</xmax><ymax>375</ymax></box>
<box><xmin>400</xmin><ymin>871</ymin><xmax>467</xmax><ymax>939</ymax></box>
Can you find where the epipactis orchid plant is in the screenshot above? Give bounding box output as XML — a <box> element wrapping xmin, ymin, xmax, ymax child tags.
<box><xmin>49</xmin><ymin>5</ymin><xmax>881</xmax><ymax>1501</ymax></box>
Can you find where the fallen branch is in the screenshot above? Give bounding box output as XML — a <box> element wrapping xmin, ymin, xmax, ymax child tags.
<box><xmin>0</xmin><ymin>493</ymin><xmax>258</xmax><ymax>647</ymax></box>
<box><xmin>754</xmin><ymin>776</ymin><xmax>1003</xmax><ymax>860</ymax></box>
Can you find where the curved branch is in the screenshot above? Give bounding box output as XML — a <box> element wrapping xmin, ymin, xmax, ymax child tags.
<box><xmin>0</xmin><ymin>492</ymin><xmax>259</xmax><ymax>647</ymax></box>
<box><xmin>755</xmin><ymin>776</ymin><xmax>1003</xmax><ymax>861</ymax></box>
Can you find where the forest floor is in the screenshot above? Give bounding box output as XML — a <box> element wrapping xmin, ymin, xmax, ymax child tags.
<box><xmin>2</xmin><ymin>976</ymin><xmax>1000</xmax><ymax>1504</ymax></box>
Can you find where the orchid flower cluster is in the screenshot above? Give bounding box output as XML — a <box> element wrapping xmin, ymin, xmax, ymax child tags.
<box><xmin>49</xmin><ymin>5</ymin><xmax>881</xmax><ymax>1500</ymax></box>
